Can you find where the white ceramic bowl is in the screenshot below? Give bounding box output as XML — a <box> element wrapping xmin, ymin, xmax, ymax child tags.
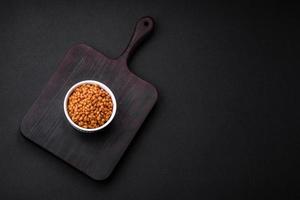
<box><xmin>63</xmin><ymin>80</ymin><xmax>117</xmax><ymax>133</ymax></box>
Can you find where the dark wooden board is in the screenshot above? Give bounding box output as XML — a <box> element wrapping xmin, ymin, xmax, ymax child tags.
<box><xmin>20</xmin><ymin>17</ymin><xmax>158</xmax><ymax>180</ymax></box>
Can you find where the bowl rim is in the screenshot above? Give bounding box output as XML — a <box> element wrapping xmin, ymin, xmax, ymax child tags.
<box><xmin>63</xmin><ymin>80</ymin><xmax>117</xmax><ymax>133</ymax></box>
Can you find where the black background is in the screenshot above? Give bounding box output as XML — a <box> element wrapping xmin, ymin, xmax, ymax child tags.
<box><xmin>0</xmin><ymin>0</ymin><xmax>299</xmax><ymax>199</ymax></box>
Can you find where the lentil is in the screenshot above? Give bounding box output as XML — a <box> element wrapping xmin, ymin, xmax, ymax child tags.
<box><xmin>67</xmin><ymin>84</ymin><xmax>113</xmax><ymax>129</ymax></box>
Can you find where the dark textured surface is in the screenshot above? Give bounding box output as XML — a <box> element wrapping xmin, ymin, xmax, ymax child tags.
<box><xmin>0</xmin><ymin>0</ymin><xmax>300</xmax><ymax>199</ymax></box>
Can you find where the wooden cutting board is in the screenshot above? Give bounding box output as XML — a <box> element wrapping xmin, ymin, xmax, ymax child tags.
<box><xmin>20</xmin><ymin>17</ymin><xmax>158</xmax><ymax>180</ymax></box>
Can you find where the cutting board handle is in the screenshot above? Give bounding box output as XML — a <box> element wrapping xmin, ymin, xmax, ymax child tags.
<box><xmin>118</xmin><ymin>16</ymin><xmax>155</xmax><ymax>63</ymax></box>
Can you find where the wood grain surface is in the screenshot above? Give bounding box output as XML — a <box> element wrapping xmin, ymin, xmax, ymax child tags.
<box><xmin>20</xmin><ymin>17</ymin><xmax>158</xmax><ymax>180</ymax></box>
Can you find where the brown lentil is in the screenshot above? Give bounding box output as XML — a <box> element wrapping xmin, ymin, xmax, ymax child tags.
<box><xmin>67</xmin><ymin>84</ymin><xmax>113</xmax><ymax>129</ymax></box>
